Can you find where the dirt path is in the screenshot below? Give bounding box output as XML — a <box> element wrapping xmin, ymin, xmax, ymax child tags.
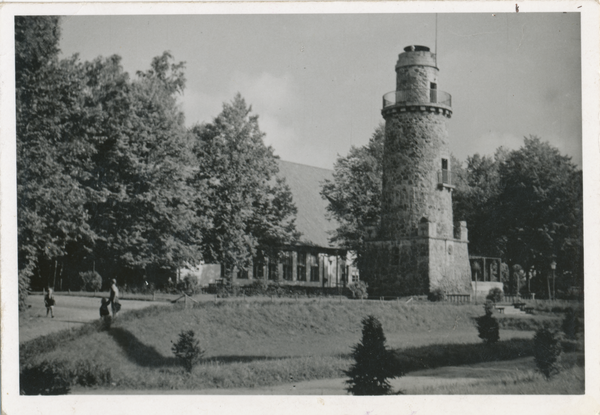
<box><xmin>19</xmin><ymin>294</ymin><xmax>170</xmax><ymax>343</ymax></box>
<box><xmin>71</xmin><ymin>357</ymin><xmax>540</xmax><ymax>395</ymax></box>
<box><xmin>71</xmin><ymin>375</ymin><xmax>481</xmax><ymax>395</ymax></box>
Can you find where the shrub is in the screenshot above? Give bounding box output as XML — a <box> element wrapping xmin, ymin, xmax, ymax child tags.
<box><xmin>20</xmin><ymin>360</ymin><xmax>71</xmax><ymax>395</ymax></box>
<box><xmin>68</xmin><ymin>360</ymin><xmax>113</xmax><ymax>387</ymax></box>
<box><xmin>348</xmin><ymin>281</ymin><xmax>368</xmax><ymax>299</ymax></box>
<box><xmin>172</xmin><ymin>330</ymin><xmax>205</xmax><ymax>373</ymax></box>
<box><xmin>345</xmin><ymin>316</ymin><xmax>399</xmax><ymax>395</ymax></box>
<box><xmin>476</xmin><ymin>303</ymin><xmax>500</xmax><ymax>344</ymax></box>
<box><xmin>534</xmin><ymin>328</ymin><xmax>562</xmax><ymax>378</ymax></box>
<box><xmin>183</xmin><ymin>275</ymin><xmax>202</xmax><ymax>295</ymax></box>
<box><xmin>79</xmin><ymin>271</ymin><xmax>103</xmax><ymax>292</ymax></box>
<box><xmin>486</xmin><ymin>287</ymin><xmax>503</xmax><ymax>303</ymax></box>
<box><xmin>561</xmin><ymin>308</ymin><xmax>582</xmax><ymax>340</ymax></box>
<box><xmin>427</xmin><ymin>288</ymin><xmax>445</xmax><ymax>302</ymax></box>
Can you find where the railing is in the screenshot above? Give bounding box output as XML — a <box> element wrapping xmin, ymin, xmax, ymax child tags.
<box><xmin>437</xmin><ymin>170</ymin><xmax>454</xmax><ymax>187</ymax></box>
<box><xmin>383</xmin><ymin>88</ymin><xmax>452</xmax><ymax>109</ymax></box>
<box><xmin>446</xmin><ymin>293</ymin><xmax>471</xmax><ymax>303</ymax></box>
<box><xmin>503</xmin><ymin>294</ymin><xmax>536</xmax><ymax>303</ymax></box>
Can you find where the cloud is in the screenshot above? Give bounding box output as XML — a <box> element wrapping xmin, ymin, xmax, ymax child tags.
<box><xmin>181</xmin><ymin>71</ymin><xmax>301</xmax><ymax>160</ymax></box>
<box><xmin>452</xmin><ymin>130</ymin><xmax>524</xmax><ymax>162</ymax></box>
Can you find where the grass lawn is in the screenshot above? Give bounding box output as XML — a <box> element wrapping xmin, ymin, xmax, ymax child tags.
<box><xmin>20</xmin><ymin>297</ymin><xmax>581</xmax><ymax>394</ymax></box>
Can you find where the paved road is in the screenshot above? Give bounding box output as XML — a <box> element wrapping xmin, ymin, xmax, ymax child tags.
<box><xmin>19</xmin><ymin>294</ymin><xmax>170</xmax><ymax>343</ymax></box>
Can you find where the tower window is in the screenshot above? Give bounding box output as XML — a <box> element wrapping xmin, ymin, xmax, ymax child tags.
<box><xmin>430</xmin><ymin>83</ymin><xmax>437</xmax><ymax>103</ymax></box>
<box><xmin>439</xmin><ymin>158</ymin><xmax>452</xmax><ymax>187</ymax></box>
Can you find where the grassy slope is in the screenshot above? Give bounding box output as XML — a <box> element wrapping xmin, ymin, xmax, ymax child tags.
<box><xmin>20</xmin><ymin>299</ymin><xmax>561</xmax><ymax>391</ymax></box>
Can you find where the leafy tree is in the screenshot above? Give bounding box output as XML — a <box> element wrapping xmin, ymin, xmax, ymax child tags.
<box><xmin>454</xmin><ymin>137</ymin><xmax>582</xmax><ymax>294</ymax></box>
<box><xmin>345</xmin><ymin>315</ymin><xmax>399</xmax><ymax>395</ymax></box>
<box><xmin>82</xmin><ymin>52</ymin><xmax>202</xmax><ymax>279</ymax></box>
<box><xmin>16</xmin><ymin>16</ymin><xmax>96</xmax><ymax>307</ymax></box>
<box><xmin>321</xmin><ymin>125</ymin><xmax>384</xmax><ymax>264</ymax></box>
<box><xmin>495</xmin><ymin>137</ymin><xmax>583</xmax><ymax>295</ymax></box>
<box><xmin>17</xmin><ymin>17</ymin><xmax>204</xmax><ymax>297</ymax></box>
<box><xmin>189</xmin><ymin>94</ymin><xmax>298</xmax><ymax>279</ymax></box>
<box><xmin>452</xmin><ymin>149</ymin><xmax>506</xmax><ymax>256</ymax></box>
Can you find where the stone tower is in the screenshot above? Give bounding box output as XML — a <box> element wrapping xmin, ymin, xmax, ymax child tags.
<box><xmin>362</xmin><ymin>45</ymin><xmax>472</xmax><ymax>297</ymax></box>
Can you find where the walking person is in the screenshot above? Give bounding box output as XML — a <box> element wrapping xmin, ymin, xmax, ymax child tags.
<box><xmin>44</xmin><ymin>288</ymin><xmax>55</xmax><ymax>318</ymax></box>
<box><xmin>108</xmin><ymin>279</ymin><xmax>121</xmax><ymax>319</ymax></box>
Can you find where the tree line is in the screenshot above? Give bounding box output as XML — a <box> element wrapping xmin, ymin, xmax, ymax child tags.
<box><xmin>16</xmin><ymin>17</ymin><xmax>298</xmax><ymax>308</ymax></box>
<box><xmin>321</xmin><ymin>125</ymin><xmax>583</xmax><ymax>298</ymax></box>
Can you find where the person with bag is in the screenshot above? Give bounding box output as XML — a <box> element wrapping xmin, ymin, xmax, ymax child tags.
<box><xmin>108</xmin><ymin>279</ymin><xmax>121</xmax><ymax>319</ymax></box>
<box><xmin>44</xmin><ymin>288</ymin><xmax>55</xmax><ymax>318</ymax></box>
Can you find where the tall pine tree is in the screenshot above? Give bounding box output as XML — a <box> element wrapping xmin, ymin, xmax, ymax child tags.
<box><xmin>345</xmin><ymin>315</ymin><xmax>399</xmax><ymax>395</ymax></box>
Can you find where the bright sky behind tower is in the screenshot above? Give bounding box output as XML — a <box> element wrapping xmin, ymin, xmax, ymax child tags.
<box><xmin>59</xmin><ymin>12</ymin><xmax>582</xmax><ymax>169</ymax></box>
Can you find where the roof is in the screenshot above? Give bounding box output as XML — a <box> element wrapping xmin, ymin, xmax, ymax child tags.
<box><xmin>276</xmin><ymin>160</ymin><xmax>340</xmax><ymax>249</ymax></box>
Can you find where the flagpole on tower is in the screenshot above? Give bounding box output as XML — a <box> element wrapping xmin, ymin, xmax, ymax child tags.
<box><xmin>435</xmin><ymin>13</ymin><xmax>438</xmax><ymax>66</ymax></box>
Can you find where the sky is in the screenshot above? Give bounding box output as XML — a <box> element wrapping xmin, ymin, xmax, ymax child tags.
<box><xmin>59</xmin><ymin>13</ymin><xmax>582</xmax><ymax>169</ymax></box>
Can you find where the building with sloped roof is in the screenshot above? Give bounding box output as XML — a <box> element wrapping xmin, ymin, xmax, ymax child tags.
<box><xmin>183</xmin><ymin>159</ymin><xmax>359</xmax><ymax>289</ymax></box>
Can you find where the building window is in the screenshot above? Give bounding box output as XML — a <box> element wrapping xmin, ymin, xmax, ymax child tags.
<box><xmin>297</xmin><ymin>252</ymin><xmax>307</xmax><ymax>281</ymax></box>
<box><xmin>237</xmin><ymin>268</ymin><xmax>249</xmax><ymax>279</ymax></box>
<box><xmin>309</xmin><ymin>253</ymin><xmax>320</xmax><ymax>282</ymax></box>
<box><xmin>351</xmin><ymin>268</ymin><xmax>360</xmax><ymax>283</ymax></box>
<box><xmin>253</xmin><ymin>254</ymin><xmax>265</xmax><ymax>279</ymax></box>
<box><xmin>392</xmin><ymin>246</ymin><xmax>400</xmax><ymax>265</ymax></box>
<box><xmin>282</xmin><ymin>252</ymin><xmax>293</xmax><ymax>281</ymax></box>
<box><xmin>268</xmin><ymin>260</ymin><xmax>278</xmax><ymax>281</ymax></box>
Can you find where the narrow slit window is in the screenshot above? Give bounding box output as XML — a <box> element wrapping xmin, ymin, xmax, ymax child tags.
<box><xmin>441</xmin><ymin>158</ymin><xmax>449</xmax><ymax>185</ymax></box>
<box><xmin>430</xmin><ymin>82</ymin><xmax>438</xmax><ymax>103</ymax></box>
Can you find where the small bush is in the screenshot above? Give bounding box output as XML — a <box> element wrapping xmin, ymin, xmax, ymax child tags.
<box><xmin>476</xmin><ymin>303</ymin><xmax>500</xmax><ymax>344</ymax></box>
<box><xmin>486</xmin><ymin>287</ymin><xmax>503</xmax><ymax>303</ymax></box>
<box><xmin>183</xmin><ymin>275</ymin><xmax>202</xmax><ymax>295</ymax></box>
<box><xmin>427</xmin><ymin>288</ymin><xmax>445</xmax><ymax>302</ymax></box>
<box><xmin>348</xmin><ymin>281</ymin><xmax>368</xmax><ymax>299</ymax></box>
<box><xmin>345</xmin><ymin>316</ymin><xmax>399</xmax><ymax>395</ymax></box>
<box><xmin>82</xmin><ymin>271</ymin><xmax>103</xmax><ymax>292</ymax></box>
<box><xmin>534</xmin><ymin>328</ymin><xmax>562</xmax><ymax>378</ymax></box>
<box><xmin>172</xmin><ymin>330</ymin><xmax>205</xmax><ymax>373</ymax></box>
<box><xmin>20</xmin><ymin>361</ymin><xmax>71</xmax><ymax>395</ymax></box>
<box><xmin>561</xmin><ymin>308</ymin><xmax>582</xmax><ymax>340</ymax></box>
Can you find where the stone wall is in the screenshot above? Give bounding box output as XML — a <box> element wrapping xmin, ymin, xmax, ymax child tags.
<box><xmin>362</xmin><ymin>234</ymin><xmax>471</xmax><ymax>297</ymax></box>
<box><xmin>380</xmin><ymin>111</ymin><xmax>453</xmax><ymax>240</ymax></box>
<box><xmin>428</xmin><ymin>238</ymin><xmax>472</xmax><ymax>294</ymax></box>
<box><xmin>396</xmin><ymin>64</ymin><xmax>438</xmax><ymax>95</ymax></box>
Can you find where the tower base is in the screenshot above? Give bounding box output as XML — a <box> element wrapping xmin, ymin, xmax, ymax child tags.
<box><xmin>360</xmin><ymin>236</ymin><xmax>472</xmax><ymax>298</ymax></box>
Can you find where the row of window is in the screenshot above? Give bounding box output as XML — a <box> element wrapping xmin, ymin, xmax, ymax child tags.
<box><xmin>237</xmin><ymin>252</ymin><xmax>329</xmax><ymax>282</ymax></box>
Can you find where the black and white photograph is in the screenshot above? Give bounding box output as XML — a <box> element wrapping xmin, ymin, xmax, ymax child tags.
<box><xmin>1</xmin><ymin>2</ymin><xmax>599</xmax><ymax>414</ymax></box>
